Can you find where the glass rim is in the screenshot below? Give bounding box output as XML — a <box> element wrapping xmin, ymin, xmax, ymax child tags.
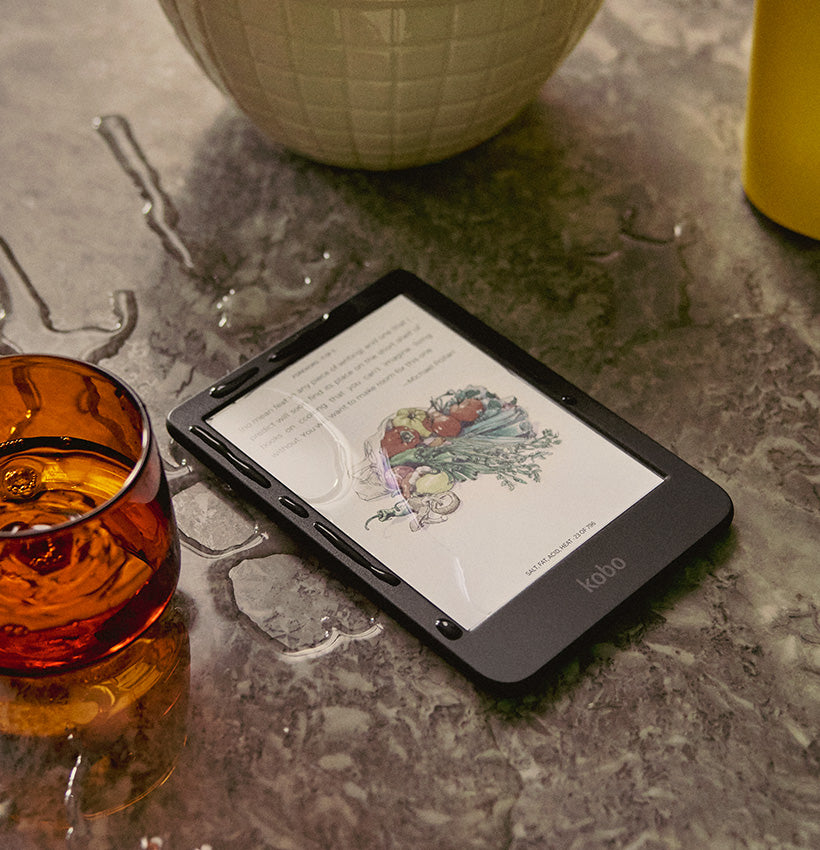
<box><xmin>0</xmin><ymin>353</ymin><xmax>153</xmax><ymax>541</ymax></box>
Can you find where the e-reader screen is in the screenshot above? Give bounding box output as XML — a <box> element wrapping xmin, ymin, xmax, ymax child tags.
<box><xmin>205</xmin><ymin>294</ymin><xmax>664</xmax><ymax>632</ymax></box>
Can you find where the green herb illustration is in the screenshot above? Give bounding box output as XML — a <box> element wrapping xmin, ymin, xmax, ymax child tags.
<box><xmin>356</xmin><ymin>386</ymin><xmax>560</xmax><ymax>531</ymax></box>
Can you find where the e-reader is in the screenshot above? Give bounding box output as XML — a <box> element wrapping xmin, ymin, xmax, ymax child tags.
<box><xmin>167</xmin><ymin>270</ymin><xmax>733</xmax><ymax>688</ymax></box>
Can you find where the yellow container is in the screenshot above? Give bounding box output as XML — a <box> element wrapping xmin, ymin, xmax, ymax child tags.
<box><xmin>743</xmin><ymin>0</ymin><xmax>820</xmax><ymax>240</ymax></box>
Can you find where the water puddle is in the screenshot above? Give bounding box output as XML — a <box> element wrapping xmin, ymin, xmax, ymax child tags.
<box><xmin>0</xmin><ymin>236</ymin><xmax>137</xmax><ymax>363</ymax></box>
<box><xmin>228</xmin><ymin>555</ymin><xmax>381</xmax><ymax>657</ymax></box>
<box><xmin>171</xmin><ymin>481</ymin><xmax>381</xmax><ymax>658</ymax></box>
<box><xmin>172</xmin><ymin>508</ymin><xmax>380</xmax><ymax>659</ymax></box>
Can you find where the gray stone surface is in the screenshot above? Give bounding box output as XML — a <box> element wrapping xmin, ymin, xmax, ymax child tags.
<box><xmin>1</xmin><ymin>1</ymin><xmax>818</xmax><ymax>848</ymax></box>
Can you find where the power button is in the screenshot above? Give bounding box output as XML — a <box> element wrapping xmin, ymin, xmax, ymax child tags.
<box><xmin>435</xmin><ymin>618</ymin><xmax>463</xmax><ymax>640</ymax></box>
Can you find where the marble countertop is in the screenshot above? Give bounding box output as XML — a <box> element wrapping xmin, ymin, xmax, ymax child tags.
<box><xmin>1</xmin><ymin>1</ymin><xmax>818</xmax><ymax>848</ymax></box>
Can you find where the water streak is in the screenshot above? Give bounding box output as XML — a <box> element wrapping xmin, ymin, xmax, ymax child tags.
<box><xmin>275</xmin><ymin>622</ymin><xmax>384</xmax><ymax>662</ymax></box>
<box><xmin>179</xmin><ymin>527</ymin><xmax>271</xmax><ymax>561</ymax></box>
<box><xmin>0</xmin><ymin>236</ymin><xmax>137</xmax><ymax>363</ymax></box>
<box><xmin>94</xmin><ymin>114</ymin><xmax>196</xmax><ymax>273</ymax></box>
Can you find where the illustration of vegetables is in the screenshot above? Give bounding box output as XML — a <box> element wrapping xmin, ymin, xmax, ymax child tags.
<box><xmin>358</xmin><ymin>386</ymin><xmax>560</xmax><ymax>531</ymax></box>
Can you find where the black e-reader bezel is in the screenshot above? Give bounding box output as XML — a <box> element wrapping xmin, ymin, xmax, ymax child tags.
<box><xmin>167</xmin><ymin>269</ymin><xmax>733</xmax><ymax>689</ymax></box>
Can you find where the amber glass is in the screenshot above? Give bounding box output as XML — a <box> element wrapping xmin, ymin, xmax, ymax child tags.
<box><xmin>0</xmin><ymin>354</ymin><xmax>180</xmax><ymax>672</ymax></box>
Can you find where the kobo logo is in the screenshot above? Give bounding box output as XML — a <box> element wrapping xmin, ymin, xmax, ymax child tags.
<box><xmin>576</xmin><ymin>557</ymin><xmax>627</xmax><ymax>593</ymax></box>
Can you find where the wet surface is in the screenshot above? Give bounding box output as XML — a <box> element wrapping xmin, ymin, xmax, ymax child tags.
<box><xmin>1</xmin><ymin>1</ymin><xmax>819</xmax><ymax>848</ymax></box>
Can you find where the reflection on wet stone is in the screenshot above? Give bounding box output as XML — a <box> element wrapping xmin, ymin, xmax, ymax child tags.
<box><xmin>171</xmin><ymin>482</ymin><xmax>261</xmax><ymax>552</ymax></box>
<box><xmin>229</xmin><ymin>555</ymin><xmax>380</xmax><ymax>654</ymax></box>
<box><xmin>0</xmin><ymin>604</ymin><xmax>189</xmax><ymax>845</ymax></box>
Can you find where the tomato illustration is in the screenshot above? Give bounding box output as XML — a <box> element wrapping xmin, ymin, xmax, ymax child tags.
<box><xmin>380</xmin><ymin>427</ymin><xmax>420</xmax><ymax>458</ymax></box>
<box><xmin>449</xmin><ymin>397</ymin><xmax>484</xmax><ymax>422</ymax></box>
<box><xmin>429</xmin><ymin>412</ymin><xmax>461</xmax><ymax>437</ymax></box>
